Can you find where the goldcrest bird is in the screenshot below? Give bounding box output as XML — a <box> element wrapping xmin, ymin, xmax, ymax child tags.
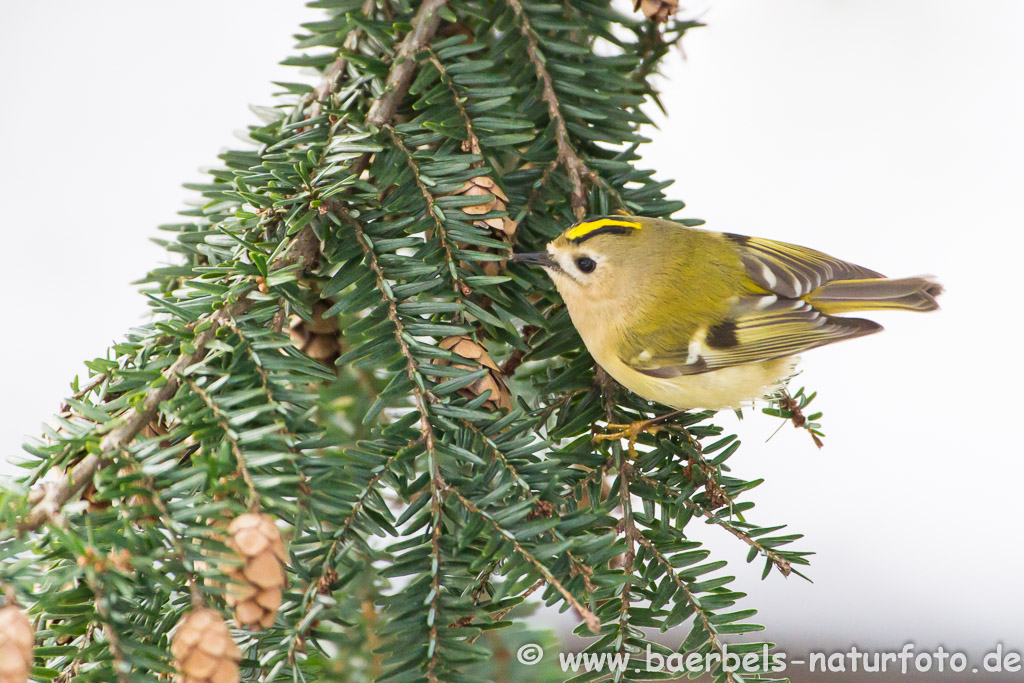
<box><xmin>512</xmin><ymin>216</ymin><xmax>942</xmax><ymax>410</ymax></box>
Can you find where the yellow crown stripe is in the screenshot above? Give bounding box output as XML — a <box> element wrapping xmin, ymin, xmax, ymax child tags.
<box><xmin>564</xmin><ymin>218</ymin><xmax>642</xmax><ymax>241</ymax></box>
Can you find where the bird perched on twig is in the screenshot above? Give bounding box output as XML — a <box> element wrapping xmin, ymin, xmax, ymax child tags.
<box><xmin>513</xmin><ymin>216</ymin><xmax>941</xmax><ymax>412</ymax></box>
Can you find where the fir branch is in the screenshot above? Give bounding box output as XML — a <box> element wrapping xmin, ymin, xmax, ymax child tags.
<box><xmin>218</xmin><ymin>316</ymin><xmax>314</xmax><ymax>498</ymax></box>
<box><xmin>423</xmin><ymin>47</ymin><xmax>482</xmax><ymax>155</ymax></box>
<box><xmin>287</xmin><ymin>439</ymin><xmax>405</xmax><ymax>664</ymax></box>
<box><xmin>615</xmin><ymin>459</ymin><xmax>638</xmax><ymax>668</ymax></box>
<box><xmin>519</xmin><ymin>158</ymin><xmax>559</xmax><ymax>233</ymax></box>
<box><xmin>506</xmin><ymin>0</ymin><xmax>594</xmax><ymax>219</ymax></box>
<box><xmin>634</xmin><ymin>471</ymin><xmax>794</xmax><ymax>578</ymax></box>
<box><xmin>307</xmin><ymin>0</ymin><xmax>377</xmax><ymax>117</ymax></box>
<box><xmin>324</xmin><ymin>5</ymin><xmax>455</xmax><ymax>671</ymax></box>
<box><xmin>82</xmin><ymin>572</ymin><xmax>131</xmax><ymax>683</ymax></box>
<box><xmin>183</xmin><ymin>378</ymin><xmax>261</xmax><ymax>511</ymax></box>
<box><xmin>445</xmin><ymin>485</ymin><xmax>601</xmax><ymax>633</ymax></box>
<box><xmin>17</xmin><ymin>226</ymin><xmax>319</xmax><ymax>533</ymax></box>
<box><xmin>52</xmin><ymin>623</ymin><xmax>94</xmax><ymax>683</ymax></box>
<box><xmin>634</xmin><ymin>532</ymin><xmax>736</xmax><ymax>683</ymax></box>
<box><xmin>115</xmin><ymin>447</ymin><xmax>205</xmax><ymax>607</ymax></box>
<box><xmin>458</xmin><ymin>418</ymin><xmax>532</xmax><ymax>495</ymax></box>
<box><xmin>336</xmin><ymin>205</ymin><xmax>449</xmax><ymax>679</ymax></box>
<box><xmin>385</xmin><ymin>125</ymin><xmax>470</xmax><ymax>300</ymax></box>
<box><xmin>365</xmin><ymin>0</ymin><xmax>450</xmax><ymax>129</ymax></box>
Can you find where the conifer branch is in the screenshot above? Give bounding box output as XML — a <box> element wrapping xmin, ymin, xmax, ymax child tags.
<box><xmin>458</xmin><ymin>419</ymin><xmax>532</xmax><ymax>495</ymax></box>
<box><xmin>321</xmin><ymin>5</ymin><xmax>454</xmax><ymax>672</ymax></box>
<box><xmin>50</xmin><ymin>518</ymin><xmax>131</xmax><ymax>681</ymax></box>
<box><xmin>17</xmin><ymin>227</ymin><xmax>319</xmax><ymax>533</ymax></box>
<box><xmin>335</xmin><ymin>204</ymin><xmax>449</xmax><ymax>678</ymax></box>
<box><xmin>82</xmin><ymin>573</ymin><xmax>131</xmax><ymax>683</ymax></box>
<box><xmin>445</xmin><ymin>485</ymin><xmax>601</xmax><ymax>633</ymax></box>
<box><xmin>634</xmin><ymin>532</ymin><xmax>736</xmax><ymax>682</ymax></box>
<box><xmin>616</xmin><ymin>459</ymin><xmax>638</xmax><ymax>658</ymax></box>
<box><xmin>52</xmin><ymin>623</ymin><xmax>94</xmax><ymax>683</ymax></box>
<box><xmin>115</xmin><ymin>448</ymin><xmax>206</xmax><ymax>607</ymax></box>
<box><xmin>506</xmin><ymin>0</ymin><xmax>593</xmax><ymax>219</ymax></box>
<box><xmin>634</xmin><ymin>471</ymin><xmax>794</xmax><ymax>577</ymax></box>
<box><xmin>423</xmin><ymin>48</ymin><xmax>482</xmax><ymax>155</ymax></box>
<box><xmin>385</xmin><ymin>125</ymin><xmax>470</xmax><ymax>300</ymax></box>
<box><xmin>184</xmin><ymin>378</ymin><xmax>261</xmax><ymax>511</ymax></box>
<box><xmin>288</xmin><ymin>440</ymin><xmax>406</xmax><ymax>663</ymax></box>
<box><xmin>307</xmin><ymin>0</ymin><xmax>376</xmax><ymax>117</ymax></box>
<box><xmin>365</xmin><ymin>0</ymin><xmax>450</xmax><ymax>129</ymax></box>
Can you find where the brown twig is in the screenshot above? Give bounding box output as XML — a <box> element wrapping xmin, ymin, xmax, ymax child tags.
<box><xmin>779</xmin><ymin>390</ymin><xmax>824</xmax><ymax>449</ymax></box>
<box><xmin>466</xmin><ymin>578</ymin><xmax>545</xmax><ymax>644</ymax></box>
<box><xmin>365</xmin><ymin>0</ymin><xmax>449</xmax><ymax>129</ymax></box>
<box><xmin>68</xmin><ymin>372</ymin><xmax>109</xmax><ymax>403</ymax></box>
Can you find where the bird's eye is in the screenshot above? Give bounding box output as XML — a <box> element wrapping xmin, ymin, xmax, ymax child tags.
<box><xmin>575</xmin><ymin>257</ymin><xmax>596</xmax><ymax>273</ymax></box>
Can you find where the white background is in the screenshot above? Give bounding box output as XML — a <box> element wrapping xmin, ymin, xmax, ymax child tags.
<box><xmin>2</xmin><ymin>0</ymin><xmax>1022</xmax><ymax>673</ymax></box>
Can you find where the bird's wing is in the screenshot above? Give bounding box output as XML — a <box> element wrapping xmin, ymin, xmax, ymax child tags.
<box><xmin>622</xmin><ymin>297</ymin><xmax>882</xmax><ymax>378</ymax></box>
<box><xmin>724</xmin><ymin>233</ymin><xmax>884</xmax><ymax>298</ymax></box>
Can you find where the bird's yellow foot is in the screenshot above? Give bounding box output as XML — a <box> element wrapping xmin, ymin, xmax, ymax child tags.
<box><xmin>593</xmin><ymin>410</ymin><xmax>688</xmax><ymax>458</ymax></box>
<box><xmin>594</xmin><ymin>419</ymin><xmax>663</xmax><ymax>458</ymax></box>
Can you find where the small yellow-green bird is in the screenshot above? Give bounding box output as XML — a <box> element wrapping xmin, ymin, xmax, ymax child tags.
<box><xmin>512</xmin><ymin>216</ymin><xmax>942</xmax><ymax>410</ymax></box>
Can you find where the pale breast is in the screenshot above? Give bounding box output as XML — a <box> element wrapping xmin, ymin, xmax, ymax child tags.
<box><xmin>598</xmin><ymin>351</ymin><xmax>796</xmax><ymax>411</ymax></box>
<box><xmin>565</xmin><ymin>292</ymin><xmax>794</xmax><ymax>409</ymax></box>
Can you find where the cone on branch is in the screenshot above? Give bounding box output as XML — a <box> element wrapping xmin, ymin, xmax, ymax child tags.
<box><xmin>171</xmin><ymin>608</ymin><xmax>240</xmax><ymax>683</ymax></box>
<box><xmin>0</xmin><ymin>605</ymin><xmax>33</xmax><ymax>683</ymax></box>
<box><xmin>221</xmin><ymin>513</ymin><xmax>287</xmax><ymax>630</ymax></box>
<box><xmin>437</xmin><ymin>336</ymin><xmax>513</xmax><ymax>411</ymax></box>
<box><xmin>635</xmin><ymin>0</ymin><xmax>678</xmax><ymax>23</ymax></box>
<box><xmin>452</xmin><ymin>175</ymin><xmax>517</xmax><ymax>276</ymax></box>
<box><xmin>289</xmin><ymin>298</ymin><xmax>340</xmax><ymax>363</ymax></box>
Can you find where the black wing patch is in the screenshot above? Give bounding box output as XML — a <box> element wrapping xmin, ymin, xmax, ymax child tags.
<box><xmin>625</xmin><ymin>298</ymin><xmax>882</xmax><ymax>378</ymax></box>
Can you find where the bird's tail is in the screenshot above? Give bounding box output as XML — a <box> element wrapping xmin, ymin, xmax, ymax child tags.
<box><xmin>805</xmin><ymin>276</ymin><xmax>943</xmax><ymax>314</ymax></box>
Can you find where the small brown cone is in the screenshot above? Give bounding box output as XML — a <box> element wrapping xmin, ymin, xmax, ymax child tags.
<box><xmin>0</xmin><ymin>606</ymin><xmax>33</xmax><ymax>683</ymax></box>
<box><xmin>223</xmin><ymin>514</ymin><xmax>287</xmax><ymax>630</ymax></box>
<box><xmin>634</xmin><ymin>0</ymin><xmax>678</xmax><ymax>23</ymax></box>
<box><xmin>438</xmin><ymin>336</ymin><xmax>513</xmax><ymax>411</ymax></box>
<box><xmin>289</xmin><ymin>299</ymin><xmax>341</xmax><ymax>363</ymax></box>
<box><xmin>171</xmin><ymin>608</ymin><xmax>240</xmax><ymax>683</ymax></box>
<box><xmin>451</xmin><ymin>175</ymin><xmax>517</xmax><ymax>276</ymax></box>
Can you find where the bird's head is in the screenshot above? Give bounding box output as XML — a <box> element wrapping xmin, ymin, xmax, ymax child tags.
<box><xmin>511</xmin><ymin>216</ymin><xmax>661</xmax><ymax>306</ymax></box>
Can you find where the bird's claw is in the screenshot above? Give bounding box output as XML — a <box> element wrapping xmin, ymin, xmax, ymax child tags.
<box><xmin>594</xmin><ymin>420</ymin><xmax>663</xmax><ymax>458</ymax></box>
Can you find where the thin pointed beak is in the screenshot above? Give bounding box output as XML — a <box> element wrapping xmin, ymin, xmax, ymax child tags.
<box><xmin>511</xmin><ymin>252</ymin><xmax>557</xmax><ymax>268</ymax></box>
